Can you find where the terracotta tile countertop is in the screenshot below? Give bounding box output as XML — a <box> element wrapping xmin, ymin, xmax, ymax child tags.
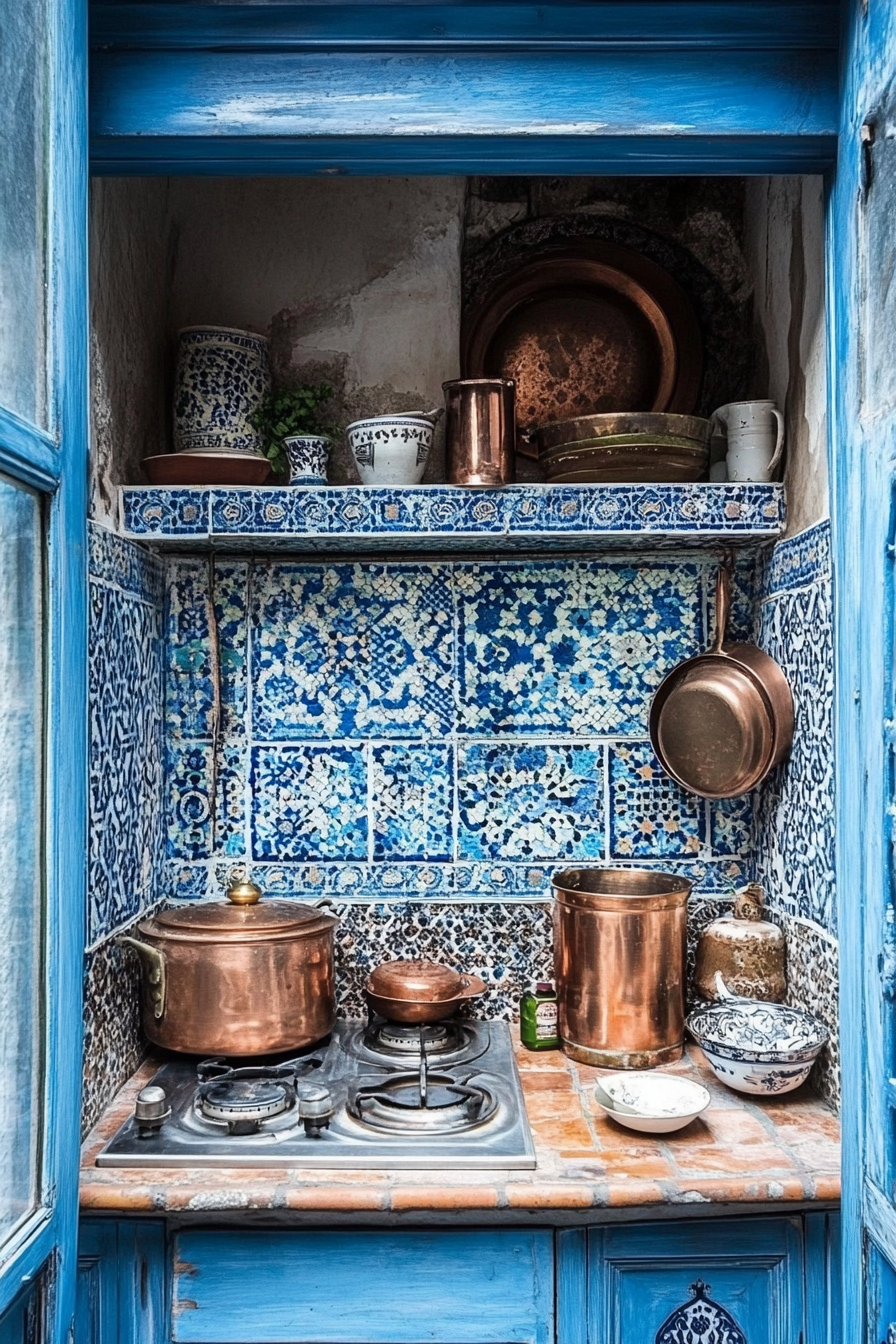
<box><xmin>80</xmin><ymin>1041</ymin><xmax>840</xmax><ymax>1221</ymax></box>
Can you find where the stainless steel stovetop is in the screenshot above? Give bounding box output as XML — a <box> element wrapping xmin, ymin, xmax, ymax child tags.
<box><xmin>96</xmin><ymin>1019</ymin><xmax>536</xmax><ymax>1170</ymax></box>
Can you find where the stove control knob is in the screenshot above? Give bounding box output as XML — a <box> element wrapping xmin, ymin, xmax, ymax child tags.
<box><xmin>135</xmin><ymin>1084</ymin><xmax>171</xmax><ymax>1138</ymax></box>
<box><xmin>296</xmin><ymin>1084</ymin><xmax>334</xmax><ymax>1138</ymax></box>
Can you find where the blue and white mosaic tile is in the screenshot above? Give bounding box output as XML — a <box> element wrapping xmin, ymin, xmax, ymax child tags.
<box><xmin>250</xmin><ymin>745</ymin><xmax>368</xmax><ymax>861</ymax></box>
<box><xmin>457</xmin><ymin>741</ymin><xmax>604</xmax><ymax>861</ymax></box>
<box><xmin>166</xmin><ymin>558</ymin><xmax>249</xmax><ymax>742</ymax></box>
<box><xmin>88</xmin><ymin>524</ymin><xmax>165</xmax><ymax>947</ymax></box>
<box><xmin>710</xmin><ymin>795</ymin><xmax>756</xmax><ymax>857</ymax></box>
<box><xmin>121</xmin><ymin>482</ymin><xmax>785</xmax><ymax>550</ymax></box>
<box><xmin>457</xmin><ymin>560</ymin><xmax>703</xmax><ymax>736</ymax></box>
<box><xmin>371</xmin><ymin>743</ymin><xmax>454</xmax><ymax>862</ymax></box>
<box><xmin>608</xmin><ymin>741</ymin><xmax>705</xmax><ymax>859</ymax></box>
<box><xmin>760</xmin><ymin>517</ymin><xmax>831</xmax><ymax>598</ymax></box>
<box><xmin>251</xmin><ymin>563</ymin><xmax>455</xmax><ymax>740</ymax></box>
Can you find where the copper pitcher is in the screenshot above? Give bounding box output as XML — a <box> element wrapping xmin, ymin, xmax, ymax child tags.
<box><xmin>443</xmin><ymin>378</ymin><xmax>516</xmax><ymax>487</ymax></box>
<box><xmin>552</xmin><ymin>867</ymin><xmax>691</xmax><ymax>1068</ymax></box>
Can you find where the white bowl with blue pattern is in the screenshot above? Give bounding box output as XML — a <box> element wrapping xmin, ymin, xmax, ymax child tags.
<box><xmin>347</xmin><ymin>415</ymin><xmax>434</xmax><ymax>485</ymax></box>
<box><xmin>687</xmin><ymin>977</ymin><xmax>828</xmax><ymax>1096</ymax></box>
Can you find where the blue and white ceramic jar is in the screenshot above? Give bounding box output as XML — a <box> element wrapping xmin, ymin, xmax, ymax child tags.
<box><xmin>283</xmin><ymin>435</ymin><xmax>331</xmax><ymax>485</ymax></box>
<box><xmin>173</xmin><ymin>326</ymin><xmax>271</xmax><ymax>454</ymax></box>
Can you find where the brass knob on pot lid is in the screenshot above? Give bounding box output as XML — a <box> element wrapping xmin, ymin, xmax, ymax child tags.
<box><xmin>226</xmin><ymin>874</ymin><xmax>263</xmax><ymax>906</ymax></box>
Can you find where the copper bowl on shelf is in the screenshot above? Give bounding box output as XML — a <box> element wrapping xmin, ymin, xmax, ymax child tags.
<box><xmin>365</xmin><ymin>959</ymin><xmax>487</xmax><ymax>1024</ymax></box>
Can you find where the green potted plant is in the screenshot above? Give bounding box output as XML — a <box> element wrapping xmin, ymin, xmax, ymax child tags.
<box><xmin>250</xmin><ymin>383</ymin><xmax>335</xmax><ymax>483</ymax></box>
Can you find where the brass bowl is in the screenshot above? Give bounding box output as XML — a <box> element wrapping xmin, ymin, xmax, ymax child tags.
<box><xmin>532</xmin><ymin>412</ymin><xmax>711</xmax><ymax>455</ymax></box>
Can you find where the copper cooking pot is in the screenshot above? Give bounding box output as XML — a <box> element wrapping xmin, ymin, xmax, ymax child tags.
<box><xmin>553</xmin><ymin>867</ymin><xmax>691</xmax><ymax>1068</ymax></box>
<box><xmin>365</xmin><ymin>959</ymin><xmax>487</xmax><ymax>1023</ymax></box>
<box><xmin>649</xmin><ymin>565</ymin><xmax>794</xmax><ymax>799</ymax></box>
<box><xmin>118</xmin><ymin>877</ymin><xmax>339</xmax><ymax>1055</ymax></box>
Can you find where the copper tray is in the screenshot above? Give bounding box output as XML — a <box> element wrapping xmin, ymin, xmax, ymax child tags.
<box><xmin>462</xmin><ymin>242</ymin><xmax>702</xmax><ymax>457</ymax></box>
<box><xmin>143</xmin><ymin>453</ymin><xmax>272</xmax><ymax>486</ymax></box>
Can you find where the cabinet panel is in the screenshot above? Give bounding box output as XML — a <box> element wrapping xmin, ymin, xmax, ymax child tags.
<box><xmin>588</xmin><ymin>1219</ymin><xmax>803</xmax><ymax>1344</ymax></box>
<box><xmin>173</xmin><ymin>1229</ymin><xmax>554</xmax><ymax>1344</ymax></box>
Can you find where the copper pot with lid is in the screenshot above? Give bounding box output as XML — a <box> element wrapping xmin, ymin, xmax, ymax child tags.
<box><xmin>118</xmin><ymin>876</ymin><xmax>339</xmax><ymax>1055</ymax></box>
<box><xmin>365</xmin><ymin>959</ymin><xmax>487</xmax><ymax>1023</ymax></box>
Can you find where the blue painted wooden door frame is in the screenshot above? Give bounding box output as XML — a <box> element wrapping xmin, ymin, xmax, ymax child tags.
<box><xmin>0</xmin><ymin>0</ymin><xmax>88</xmax><ymax>1337</ymax></box>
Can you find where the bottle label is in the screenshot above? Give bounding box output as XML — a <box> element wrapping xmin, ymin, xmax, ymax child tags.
<box><xmin>534</xmin><ymin>1001</ymin><xmax>558</xmax><ymax>1040</ymax></box>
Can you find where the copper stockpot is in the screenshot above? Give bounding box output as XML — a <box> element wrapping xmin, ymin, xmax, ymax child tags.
<box><xmin>443</xmin><ymin>378</ymin><xmax>516</xmax><ymax>487</ymax></box>
<box><xmin>365</xmin><ymin>959</ymin><xmax>487</xmax><ymax>1023</ymax></box>
<box><xmin>649</xmin><ymin>566</ymin><xmax>794</xmax><ymax>799</ymax></box>
<box><xmin>118</xmin><ymin>877</ymin><xmax>339</xmax><ymax>1056</ymax></box>
<box><xmin>553</xmin><ymin>868</ymin><xmax>691</xmax><ymax>1068</ymax></box>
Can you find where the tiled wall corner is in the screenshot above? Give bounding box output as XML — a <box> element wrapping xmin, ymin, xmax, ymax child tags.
<box><xmin>84</xmin><ymin>522</ymin><xmax>166</xmax><ymax>1133</ymax></box>
<box><xmin>753</xmin><ymin>518</ymin><xmax>839</xmax><ymax>1105</ymax></box>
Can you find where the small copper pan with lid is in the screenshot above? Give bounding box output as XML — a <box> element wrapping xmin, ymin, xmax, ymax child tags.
<box><xmin>649</xmin><ymin>565</ymin><xmax>793</xmax><ymax>799</ymax></box>
<box><xmin>365</xmin><ymin>959</ymin><xmax>487</xmax><ymax>1023</ymax></box>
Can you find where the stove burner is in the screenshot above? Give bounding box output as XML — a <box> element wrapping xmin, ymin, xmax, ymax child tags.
<box><xmin>350</xmin><ymin>1072</ymin><xmax>496</xmax><ymax>1134</ymax></box>
<box><xmin>195</xmin><ymin>1057</ymin><xmax>328</xmax><ymax>1136</ymax></box>
<box><xmin>366</xmin><ymin>1020</ymin><xmax>457</xmax><ymax>1057</ymax></box>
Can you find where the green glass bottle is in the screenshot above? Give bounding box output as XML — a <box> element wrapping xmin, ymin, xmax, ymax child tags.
<box><xmin>519</xmin><ymin>980</ymin><xmax>559</xmax><ymax>1051</ymax></box>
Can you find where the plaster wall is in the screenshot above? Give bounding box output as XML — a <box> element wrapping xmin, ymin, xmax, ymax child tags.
<box><xmin>744</xmin><ymin>177</ymin><xmax>829</xmax><ymax>535</ymax></box>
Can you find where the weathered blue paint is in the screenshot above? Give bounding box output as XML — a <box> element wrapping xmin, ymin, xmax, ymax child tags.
<box><xmin>804</xmin><ymin>1212</ymin><xmax>841</xmax><ymax>1344</ymax></box>
<box><xmin>172</xmin><ymin>1229</ymin><xmax>555</xmax><ymax>1344</ymax></box>
<box><xmin>76</xmin><ymin>1222</ymin><xmax>168</xmax><ymax>1344</ymax></box>
<box><xmin>829</xmin><ymin>0</ymin><xmax>896</xmax><ymax>1339</ymax></box>
<box><xmin>0</xmin><ymin>0</ymin><xmax>88</xmax><ymax>1333</ymax></box>
<box><xmin>589</xmin><ymin>1219</ymin><xmax>805</xmax><ymax>1344</ymax></box>
<box><xmin>88</xmin><ymin>1</ymin><xmax>838</xmax><ymax>175</ymax></box>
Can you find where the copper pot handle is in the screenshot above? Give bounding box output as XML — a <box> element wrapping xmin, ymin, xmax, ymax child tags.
<box><xmin>117</xmin><ymin>936</ymin><xmax>167</xmax><ymax>1020</ymax></box>
<box><xmin>711</xmin><ymin>566</ymin><xmax>731</xmax><ymax>655</ymax></box>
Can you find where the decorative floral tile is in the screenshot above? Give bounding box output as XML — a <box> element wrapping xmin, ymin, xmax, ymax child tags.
<box><xmin>88</xmin><ymin>521</ymin><xmax>164</xmax><ymax>605</ymax></box>
<box><xmin>250</xmin><ymin>745</ymin><xmax>368</xmax><ymax>861</ymax></box>
<box><xmin>457</xmin><ymin>560</ymin><xmax>703</xmax><ymax>736</ymax></box>
<box><xmin>120</xmin><ymin>487</ymin><xmax>210</xmax><ymax>536</ymax></box>
<box><xmin>251</xmin><ymin>563</ymin><xmax>454</xmax><ymax>740</ymax></box>
<box><xmin>608</xmin><ymin>741</ymin><xmax>705</xmax><ymax>859</ymax></box>
<box><xmin>754</xmin><ymin>574</ymin><xmax>836</xmax><ymax>932</ymax></box>
<box><xmin>370</xmin><ymin>743</ymin><xmax>454</xmax><ymax>861</ymax></box>
<box><xmin>82</xmin><ymin>936</ymin><xmax>149</xmax><ymax>1137</ymax></box>
<box><xmin>457</xmin><ymin>741</ymin><xmax>604</xmax><ymax>861</ymax></box>
<box><xmin>761</xmin><ymin>518</ymin><xmax>831</xmax><ymax>598</ymax></box>
<box><xmin>88</xmin><ymin>575</ymin><xmax>165</xmax><ymax>946</ymax></box>
<box><xmin>165</xmin><ymin>741</ymin><xmax>246</xmax><ymax>860</ymax></box>
<box><xmin>711</xmin><ymin>795</ymin><xmax>756</xmax><ymax>857</ymax></box>
<box><xmin>165</xmin><ymin>558</ymin><xmax>249</xmax><ymax>742</ymax></box>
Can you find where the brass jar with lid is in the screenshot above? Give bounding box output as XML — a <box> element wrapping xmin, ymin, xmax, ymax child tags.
<box><xmin>693</xmin><ymin>883</ymin><xmax>786</xmax><ymax>1003</ymax></box>
<box><xmin>119</xmin><ymin>875</ymin><xmax>339</xmax><ymax>1055</ymax></box>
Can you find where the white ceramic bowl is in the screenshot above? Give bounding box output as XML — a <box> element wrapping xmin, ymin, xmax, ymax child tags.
<box><xmin>593</xmin><ymin>1072</ymin><xmax>711</xmax><ymax>1133</ymax></box>
<box><xmin>687</xmin><ymin>993</ymin><xmax>828</xmax><ymax>1096</ymax></box>
<box><xmin>346</xmin><ymin>416</ymin><xmax>434</xmax><ymax>486</ymax></box>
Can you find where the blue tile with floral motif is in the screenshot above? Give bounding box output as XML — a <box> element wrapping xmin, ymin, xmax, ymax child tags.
<box><xmin>457</xmin><ymin>741</ymin><xmax>604</xmax><ymax>861</ymax></box>
<box><xmin>711</xmin><ymin>794</ymin><xmax>756</xmax><ymax>856</ymax></box>
<box><xmin>250</xmin><ymin>745</ymin><xmax>367</xmax><ymax>861</ymax></box>
<box><xmin>456</xmin><ymin>560</ymin><xmax>702</xmax><ymax>736</ymax></box>
<box><xmin>165</xmin><ymin>741</ymin><xmax>246</xmax><ymax>860</ymax></box>
<box><xmin>371</xmin><ymin>743</ymin><xmax>454</xmax><ymax>861</ymax></box>
<box><xmin>251</xmin><ymin>563</ymin><xmax>454</xmax><ymax>739</ymax></box>
<box><xmin>166</xmin><ymin>559</ymin><xmax>249</xmax><ymax>741</ymax></box>
<box><xmin>609</xmin><ymin>741</ymin><xmax>705</xmax><ymax>858</ymax></box>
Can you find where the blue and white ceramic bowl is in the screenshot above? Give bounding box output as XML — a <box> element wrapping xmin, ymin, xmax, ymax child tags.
<box><xmin>283</xmin><ymin>435</ymin><xmax>331</xmax><ymax>485</ymax></box>
<box><xmin>347</xmin><ymin>415</ymin><xmax>434</xmax><ymax>485</ymax></box>
<box><xmin>687</xmin><ymin>985</ymin><xmax>828</xmax><ymax>1096</ymax></box>
<box><xmin>174</xmin><ymin>326</ymin><xmax>271</xmax><ymax>455</ymax></box>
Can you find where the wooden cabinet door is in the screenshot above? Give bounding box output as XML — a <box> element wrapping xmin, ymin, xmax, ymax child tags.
<box><xmin>585</xmin><ymin>1219</ymin><xmax>803</xmax><ymax>1344</ymax></box>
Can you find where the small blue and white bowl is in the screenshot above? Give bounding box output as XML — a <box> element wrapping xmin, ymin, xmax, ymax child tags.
<box><xmin>284</xmin><ymin>435</ymin><xmax>331</xmax><ymax>485</ymax></box>
<box><xmin>346</xmin><ymin>415</ymin><xmax>434</xmax><ymax>486</ymax></box>
<box><xmin>687</xmin><ymin>979</ymin><xmax>828</xmax><ymax>1096</ymax></box>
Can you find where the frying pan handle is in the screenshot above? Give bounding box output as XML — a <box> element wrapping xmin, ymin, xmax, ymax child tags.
<box><xmin>711</xmin><ymin>566</ymin><xmax>731</xmax><ymax>655</ymax></box>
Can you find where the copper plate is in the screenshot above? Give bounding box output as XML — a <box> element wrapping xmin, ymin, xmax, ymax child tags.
<box><xmin>143</xmin><ymin>453</ymin><xmax>272</xmax><ymax>486</ymax></box>
<box><xmin>462</xmin><ymin>242</ymin><xmax>702</xmax><ymax>456</ymax></box>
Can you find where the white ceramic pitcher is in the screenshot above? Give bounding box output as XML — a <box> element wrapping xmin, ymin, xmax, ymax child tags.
<box><xmin>711</xmin><ymin>400</ymin><xmax>785</xmax><ymax>483</ymax></box>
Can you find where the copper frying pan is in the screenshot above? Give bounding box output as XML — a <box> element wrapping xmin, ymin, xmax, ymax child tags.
<box><xmin>649</xmin><ymin>567</ymin><xmax>793</xmax><ymax>799</ymax></box>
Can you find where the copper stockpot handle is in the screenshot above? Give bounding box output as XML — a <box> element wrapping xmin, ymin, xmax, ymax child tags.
<box><xmin>117</xmin><ymin>935</ymin><xmax>167</xmax><ymax>1020</ymax></box>
<box><xmin>711</xmin><ymin>565</ymin><xmax>731</xmax><ymax>656</ymax></box>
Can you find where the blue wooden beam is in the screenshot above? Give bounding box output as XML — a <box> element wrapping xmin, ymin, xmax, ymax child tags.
<box><xmin>90</xmin><ymin>45</ymin><xmax>838</xmax><ymax>175</ymax></box>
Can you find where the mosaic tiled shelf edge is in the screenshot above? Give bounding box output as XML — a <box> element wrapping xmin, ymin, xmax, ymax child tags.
<box><xmin>120</xmin><ymin>483</ymin><xmax>785</xmax><ymax>551</ymax></box>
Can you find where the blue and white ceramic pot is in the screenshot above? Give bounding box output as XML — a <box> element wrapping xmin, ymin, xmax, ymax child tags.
<box><xmin>283</xmin><ymin>435</ymin><xmax>331</xmax><ymax>485</ymax></box>
<box><xmin>173</xmin><ymin>326</ymin><xmax>271</xmax><ymax>455</ymax></box>
<box><xmin>346</xmin><ymin>416</ymin><xmax>434</xmax><ymax>485</ymax></box>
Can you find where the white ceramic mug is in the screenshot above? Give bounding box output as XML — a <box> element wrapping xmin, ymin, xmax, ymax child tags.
<box><xmin>711</xmin><ymin>400</ymin><xmax>784</xmax><ymax>483</ymax></box>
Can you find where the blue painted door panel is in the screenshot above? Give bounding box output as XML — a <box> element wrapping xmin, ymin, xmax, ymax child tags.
<box><xmin>587</xmin><ymin>1220</ymin><xmax>803</xmax><ymax>1344</ymax></box>
<box><xmin>76</xmin><ymin>1221</ymin><xmax>168</xmax><ymax>1344</ymax></box>
<box><xmin>172</xmin><ymin>1230</ymin><xmax>554</xmax><ymax>1344</ymax></box>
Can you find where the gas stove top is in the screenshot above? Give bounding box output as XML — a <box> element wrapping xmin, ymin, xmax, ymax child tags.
<box><xmin>96</xmin><ymin>1019</ymin><xmax>536</xmax><ymax>1170</ymax></box>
